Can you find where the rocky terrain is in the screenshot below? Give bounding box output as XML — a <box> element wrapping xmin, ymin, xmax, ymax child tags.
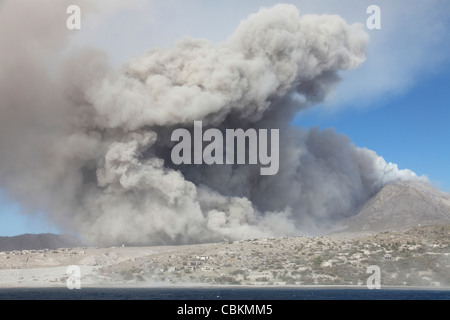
<box><xmin>0</xmin><ymin>225</ymin><xmax>449</xmax><ymax>288</ymax></box>
<box><xmin>98</xmin><ymin>225</ymin><xmax>450</xmax><ymax>287</ymax></box>
<box><xmin>0</xmin><ymin>181</ymin><xmax>449</xmax><ymax>288</ymax></box>
<box><xmin>339</xmin><ymin>181</ymin><xmax>450</xmax><ymax>235</ymax></box>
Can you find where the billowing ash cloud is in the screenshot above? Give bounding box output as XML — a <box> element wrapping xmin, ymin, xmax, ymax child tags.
<box><xmin>0</xmin><ymin>1</ymin><xmax>424</xmax><ymax>246</ymax></box>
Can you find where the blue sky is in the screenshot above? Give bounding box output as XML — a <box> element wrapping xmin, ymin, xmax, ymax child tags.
<box><xmin>294</xmin><ymin>65</ymin><xmax>450</xmax><ymax>192</ymax></box>
<box><xmin>0</xmin><ymin>194</ymin><xmax>59</xmax><ymax>236</ymax></box>
<box><xmin>0</xmin><ymin>0</ymin><xmax>449</xmax><ymax>236</ymax></box>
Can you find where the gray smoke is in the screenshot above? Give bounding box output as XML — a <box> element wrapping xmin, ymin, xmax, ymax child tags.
<box><xmin>0</xmin><ymin>1</ymin><xmax>424</xmax><ymax>246</ymax></box>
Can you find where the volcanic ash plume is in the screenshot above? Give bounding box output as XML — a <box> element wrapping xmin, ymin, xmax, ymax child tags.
<box><xmin>0</xmin><ymin>2</ymin><xmax>423</xmax><ymax>246</ymax></box>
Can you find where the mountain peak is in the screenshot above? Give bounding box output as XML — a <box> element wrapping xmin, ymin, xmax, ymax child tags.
<box><xmin>337</xmin><ymin>181</ymin><xmax>450</xmax><ymax>236</ymax></box>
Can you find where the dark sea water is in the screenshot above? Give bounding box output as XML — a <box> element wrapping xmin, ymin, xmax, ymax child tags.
<box><xmin>0</xmin><ymin>287</ymin><xmax>449</xmax><ymax>300</ymax></box>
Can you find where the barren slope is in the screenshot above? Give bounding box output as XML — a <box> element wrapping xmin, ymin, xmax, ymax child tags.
<box><xmin>340</xmin><ymin>181</ymin><xmax>450</xmax><ymax>235</ymax></box>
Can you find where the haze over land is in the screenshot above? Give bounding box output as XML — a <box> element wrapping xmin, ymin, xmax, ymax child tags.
<box><xmin>0</xmin><ymin>1</ymin><xmax>449</xmax><ymax>290</ymax></box>
<box><xmin>0</xmin><ymin>181</ymin><xmax>449</xmax><ymax>288</ymax></box>
<box><xmin>0</xmin><ymin>1</ymin><xmax>427</xmax><ymax>247</ymax></box>
<box><xmin>1</xmin><ymin>224</ymin><xmax>449</xmax><ymax>288</ymax></box>
<box><xmin>2</xmin><ymin>181</ymin><xmax>450</xmax><ymax>251</ymax></box>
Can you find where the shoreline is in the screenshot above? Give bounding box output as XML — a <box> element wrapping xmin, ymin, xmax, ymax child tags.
<box><xmin>1</xmin><ymin>284</ymin><xmax>449</xmax><ymax>291</ymax></box>
<box><xmin>1</xmin><ymin>225</ymin><xmax>449</xmax><ymax>290</ymax></box>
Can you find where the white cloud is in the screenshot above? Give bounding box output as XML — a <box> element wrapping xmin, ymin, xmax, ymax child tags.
<box><xmin>71</xmin><ymin>0</ymin><xmax>450</xmax><ymax>110</ymax></box>
<box><xmin>312</xmin><ymin>0</ymin><xmax>450</xmax><ymax>110</ymax></box>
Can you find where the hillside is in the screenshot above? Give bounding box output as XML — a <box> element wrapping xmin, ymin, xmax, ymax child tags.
<box><xmin>0</xmin><ymin>225</ymin><xmax>449</xmax><ymax>288</ymax></box>
<box><xmin>0</xmin><ymin>234</ymin><xmax>84</xmax><ymax>252</ymax></box>
<box><xmin>338</xmin><ymin>181</ymin><xmax>450</xmax><ymax>235</ymax></box>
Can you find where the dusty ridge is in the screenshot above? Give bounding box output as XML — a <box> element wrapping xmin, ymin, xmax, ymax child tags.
<box><xmin>338</xmin><ymin>181</ymin><xmax>450</xmax><ymax>236</ymax></box>
<box><xmin>0</xmin><ymin>225</ymin><xmax>449</xmax><ymax>288</ymax></box>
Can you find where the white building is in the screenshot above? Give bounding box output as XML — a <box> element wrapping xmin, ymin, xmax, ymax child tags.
<box><xmin>201</xmin><ymin>266</ymin><xmax>214</xmax><ymax>271</ymax></box>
